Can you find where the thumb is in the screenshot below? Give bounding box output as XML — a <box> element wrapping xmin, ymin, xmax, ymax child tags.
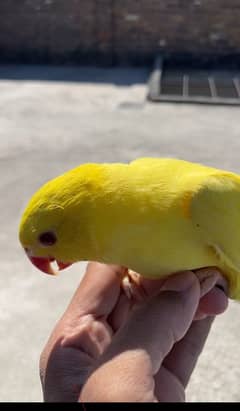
<box><xmin>103</xmin><ymin>271</ymin><xmax>200</xmax><ymax>374</ymax></box>
<box><xmin>80</xmin><ymin>272</ymin><xmax>200</xmax><ymax>402</ymax></box>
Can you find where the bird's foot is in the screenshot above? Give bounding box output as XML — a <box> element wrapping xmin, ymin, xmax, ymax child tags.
<box><xmin>120</xmin><ymin>268</ymin><xmax>146</xmax><ymax>302</ymax></box>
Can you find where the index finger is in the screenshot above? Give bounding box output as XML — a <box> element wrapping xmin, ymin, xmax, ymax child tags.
<box><xmin>66</xmin><ymin>262</ymin><xmax>126</xmax><ymax>318</ymax></box>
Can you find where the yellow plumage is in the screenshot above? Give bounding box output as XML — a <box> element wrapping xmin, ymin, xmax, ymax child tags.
<box><xmin>19</xmin><ymin>157</ymin><xmax>240</xmax><ymax>300</ymax></box>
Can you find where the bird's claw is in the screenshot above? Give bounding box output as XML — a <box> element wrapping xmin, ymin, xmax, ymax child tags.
<box><xmin>121</xmin><ymin>269</ymin><xmax>146</xmax><ymax>302</ymax></box>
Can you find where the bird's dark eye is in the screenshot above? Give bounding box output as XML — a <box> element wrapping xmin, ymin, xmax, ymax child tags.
<box><xmin>38</xmin><ymin>231</ymin><xmax>57</xmax><ymax>246</ymax></box>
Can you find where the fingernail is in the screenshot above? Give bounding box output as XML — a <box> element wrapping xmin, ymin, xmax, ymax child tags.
<box><xmin>161</xmin><ymin>271</ymin><xmax>198</xmax><ymax>294</ymax></box>
<box><xmin>194</xmin><ymin>268</ymin><xmax>229</xmax><ymax>297</ymax></box>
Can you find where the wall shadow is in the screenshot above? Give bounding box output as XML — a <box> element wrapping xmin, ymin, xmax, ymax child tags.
<box><xmin>0</xmin><ymin>64</ymin><xmax>150</xmax><ymax>86</ymax></box>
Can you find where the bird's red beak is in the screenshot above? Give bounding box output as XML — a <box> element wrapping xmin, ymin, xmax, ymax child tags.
<box><xmin>24</xmin><ymin>249</ymin><xmax>72</xmax><ymax>276</ymax></box>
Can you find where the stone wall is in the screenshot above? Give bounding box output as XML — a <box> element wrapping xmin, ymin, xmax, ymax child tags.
<box><xmin>0</xmin><ymin>0</ymin><xmax>240</xmax><ymax>65</ymax></box>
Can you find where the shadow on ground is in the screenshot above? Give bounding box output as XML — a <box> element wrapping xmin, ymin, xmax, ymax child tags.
<box><xmin>0</xmin><ymin>64</ymin><xmax>150</xmax><ymax>85</ymax></box>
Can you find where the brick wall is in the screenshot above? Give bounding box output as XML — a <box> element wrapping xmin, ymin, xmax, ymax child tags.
<box><xmin>0</xmin><ymin>0</ymin><xmax>240</xmax><ymax>65</ymax></box>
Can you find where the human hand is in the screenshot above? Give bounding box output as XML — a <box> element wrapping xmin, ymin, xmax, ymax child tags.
<box><xmin>40</xmin><ymin>262</ymin><xmax>228</xmax><ymax>402</ymax></box>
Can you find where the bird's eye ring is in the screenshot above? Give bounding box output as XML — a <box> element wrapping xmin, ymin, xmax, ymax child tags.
<box><xmin>38</xmin><ymin>231</ymin><xmax>57</xmax><ymax>246</ymax></box>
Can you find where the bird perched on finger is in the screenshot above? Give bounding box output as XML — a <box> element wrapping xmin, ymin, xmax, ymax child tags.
<box><xmin>19</xmin><ymin>157</ymin><xmax>240</xmax><ymax>300</ymax></box>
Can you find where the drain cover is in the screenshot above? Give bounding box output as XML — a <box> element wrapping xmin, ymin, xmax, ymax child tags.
<box><xmin>148</xmin><ymin>56</ymin><xmax>240</xmax><ymax>105</ymax></box>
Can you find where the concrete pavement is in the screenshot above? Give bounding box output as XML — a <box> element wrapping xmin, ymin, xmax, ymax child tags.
<box><xmin>1</xmin><ymin>65</ymin><xmax>240</xmax><ymax>401</ymax></box>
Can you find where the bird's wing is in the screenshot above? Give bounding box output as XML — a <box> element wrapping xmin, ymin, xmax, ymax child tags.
<box><xmin>190</xmin><ymin>173</ymin><xmax>240</xmax><ymax>298</ymax></box>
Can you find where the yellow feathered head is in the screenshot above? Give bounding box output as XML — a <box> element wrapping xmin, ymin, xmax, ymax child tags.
<box><xmin>19</xmin><ymin>164</ymin><xmax>101</xmax><ymax>275</ymax></box>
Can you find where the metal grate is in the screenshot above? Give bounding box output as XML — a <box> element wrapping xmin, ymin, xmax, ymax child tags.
<box><xmin>148</xmin><ymin>56</ymin><xmax>240</xmax><ymax>105</ymax></box>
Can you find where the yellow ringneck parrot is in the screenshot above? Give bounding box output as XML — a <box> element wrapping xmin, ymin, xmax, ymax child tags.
<box><xmin>19</xmin><ymin>157</ymin><xmax>240</xmax><ymax>300</ymax></box>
